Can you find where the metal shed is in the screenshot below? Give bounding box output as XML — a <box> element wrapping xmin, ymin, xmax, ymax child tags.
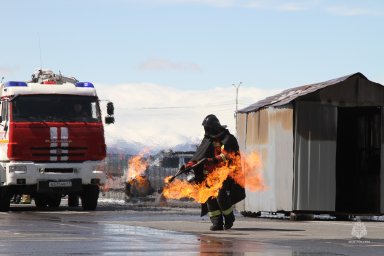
<box><xmin>236</xmin><ymin>73</ymin><xmax>384</xmax><ymax>215</ymax></box>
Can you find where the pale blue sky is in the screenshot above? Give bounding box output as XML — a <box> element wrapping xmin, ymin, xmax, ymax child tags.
<box><xmin>2</xmin><ymin>0</ymin><xmax>384</xmax><ymax>148</ymax></box>
<box><xmin>2</xmin><ymin>0</ymin><xmax>384</xmax><ymax>90</ymax></box>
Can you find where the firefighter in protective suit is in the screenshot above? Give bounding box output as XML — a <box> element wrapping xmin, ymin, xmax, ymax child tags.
<box><xmin>185</xmin><ymin>114</ymin><xmax>245</xmax><ymax>231</ymax></box>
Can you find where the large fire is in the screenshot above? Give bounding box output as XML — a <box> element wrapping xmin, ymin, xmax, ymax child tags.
<box><xmin>100</xmin><ymin>149</ymin><xmax>151</xmax><ymax>194</ymax></box>
<box><xmin>125</xmin><ymin>149</ymin><xmax>154</xmax><ymax>198</ymax></box>
<box><xmin>126</xmin><ymin>149</ymin><xmax>149</xmax><ymax>180</ymax></box>
<box><xmin>162</xmin><ymin>151</ymin><xmax>265</xmax><ymax>203</ymax></box>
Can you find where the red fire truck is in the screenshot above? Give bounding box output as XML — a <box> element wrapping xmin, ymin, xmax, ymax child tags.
<box><xmin>0</xmin><ymin>69</ymin><xmax>114</xmax><ymax>211</ymax></box>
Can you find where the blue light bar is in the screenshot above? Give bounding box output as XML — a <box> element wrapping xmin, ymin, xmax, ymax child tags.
<box><xmin>75</xmin><ymin>82</ymin><xmax>94</xmax><ymax>88</ymax></box>
<box><xmin>4</xmin><ymin>81</ymin><xmax>28</xmax><ymax>87</ymax></box>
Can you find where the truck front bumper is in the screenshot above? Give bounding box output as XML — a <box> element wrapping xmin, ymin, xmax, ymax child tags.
<box><xmin>37</xmin><ymin>178</ymin><xmax>82</xmax><ymax>193</ymax></box>
<box><xmin>2</xmin><ymin>161</ymin><xmax>106</xmax><ymax>186</ymax></box>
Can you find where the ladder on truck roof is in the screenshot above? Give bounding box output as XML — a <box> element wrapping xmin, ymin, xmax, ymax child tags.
<box><xmin>31</xmin><ymin>69</ymin><xmax>79</xmax><ymax>85</ymax></box>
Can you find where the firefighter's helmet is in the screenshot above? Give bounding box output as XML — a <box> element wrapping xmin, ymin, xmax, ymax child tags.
<box><xmin>202</xmin><ymin>114</ymin><xmax>226</xmax><ymax>136</ymax></box>
<box><xmin>202</xmin><ymin>114</ymin><xmax>221</xmax><ymax>128</ymax></box>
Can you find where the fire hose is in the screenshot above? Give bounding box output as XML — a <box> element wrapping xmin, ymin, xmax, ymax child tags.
<box><xmin>155</xmin><ymin>158</ymin><xmax>207</xmax><ymax>205</ymax></box>
<box><xmin>167</xmin><ymin>158</ymin><xmax>207</xmax><ymax>183</ymax></box>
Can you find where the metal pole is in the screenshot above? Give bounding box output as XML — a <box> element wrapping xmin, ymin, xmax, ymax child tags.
<box><xmin>232</xmin><ymin>82</ymin><xmax>242</xmax><ymax>132</ymax></box>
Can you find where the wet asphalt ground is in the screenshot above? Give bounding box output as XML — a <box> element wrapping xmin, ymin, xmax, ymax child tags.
<box><xmin>0</xmin><ymin>198</ymin><xmax>383</xmax><ymax>255</ymax></box>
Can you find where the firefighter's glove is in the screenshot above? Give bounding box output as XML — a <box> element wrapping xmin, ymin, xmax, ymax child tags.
<box><xmin>185</xmin><ymin>161</ymin><xmax>195</xmax><ymax>169</ymax></box>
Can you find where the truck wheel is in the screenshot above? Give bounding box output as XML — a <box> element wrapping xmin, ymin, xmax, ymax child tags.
<box><xmin>47</xmin><ymin>195</ymin><xmax>61</xmax><ymax>208</ymax></box>
<box><xmin>81</xmin><ymin>185</ymin><xmax>99</xmax><ymax>211</ymax></box>
<box><xmin>34</xmin><ymin>194</ymin><xmax>48</xmax><ymax>208</ymax></box>
<box><xmin>0</xmin><ymin>188</ymin><xmax>11</xmax><ymax>212</ymax></box>
<box><xmin>68</xmin><ymin>194</ymin><xmax>79</xmax><ymax>207</ymax></box>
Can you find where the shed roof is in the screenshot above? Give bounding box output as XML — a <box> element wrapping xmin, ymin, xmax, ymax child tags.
<box><xmin>239</xmin><ymin>72</ymin><xmax>372</xmax><ymax>113</ymax></box>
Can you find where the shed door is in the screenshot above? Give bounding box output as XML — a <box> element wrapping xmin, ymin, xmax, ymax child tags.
<box><xmin>336</xmin><ymin>107</ymin><xmax>381</xmax><ymax>214</ymax></box>
<box><xmin>293</xmin><ymin>102</ymin><xmax>337</xmax><ymax>211</ymax></box>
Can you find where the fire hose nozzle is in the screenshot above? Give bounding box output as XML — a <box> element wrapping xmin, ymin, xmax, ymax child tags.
<box><xmin>167</xmin><ymin>158</ymin><xmax>206</xmax><ymax>184</ymax></box>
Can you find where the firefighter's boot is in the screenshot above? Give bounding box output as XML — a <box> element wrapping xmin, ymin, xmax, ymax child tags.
<box><xmin>224</xmin><ymin>211</ymin><xmax>235</xmax><ymax>230</ymax></box>
<box><xmin>209</xmin><ymin>215</ymin><xmax>224</xmax><ymax>231</ymax></box>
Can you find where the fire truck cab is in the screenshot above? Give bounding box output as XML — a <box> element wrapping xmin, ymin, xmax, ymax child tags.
<box><xmin>0</xmin><ymin>69</ymin><xmax>113</xmax><ymax>211</ymax></box>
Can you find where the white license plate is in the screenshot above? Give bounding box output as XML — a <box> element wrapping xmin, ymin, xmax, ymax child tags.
<box><xmin>49</xmin><ymin>181</ymin><xmax>72</xmax><ymax>188</ymax></box>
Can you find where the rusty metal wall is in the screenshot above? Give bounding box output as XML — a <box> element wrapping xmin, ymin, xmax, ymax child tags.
<box><xmin>293</xmin><ymin>101</ymin><xmax>337</xmax><ymax>211</ymax></box>
<box><xmin>237</xmin><ymin>107</ymin><xmax>294</xmax><ymax>213</ymax></box>
<box><xmin>235</xmin><ymin>113</ymin><xmax>247</xmax><ymax>212</ymax></box>
<box><xmin>312</xmin><ymin>77</ymin><xmax>384</xmax><ymax>106</ymax></box>
<box><xmin>236</xmin><ymin>113</ymin><xmax>247</xmax><ymax>153</ymax></box>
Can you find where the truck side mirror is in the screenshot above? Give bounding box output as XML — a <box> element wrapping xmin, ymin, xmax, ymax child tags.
<box><xmin>105</xmin><ymin>102</ymin><xmax>115</xmax><ymax>124</ymax></box>
<box><xmin>0</xmin><ymin>116</ymin><xmax>2</xmax><ymax>123</ymax></box>
<box><xmin>105</xmin><ymin>116</ymin><xmax>115</xmax><ymax>124</ymax></box>
<box><xmin>107</xmin><ymin>102</ymin><xmax>114</xmax><ymax>116</ymax></box>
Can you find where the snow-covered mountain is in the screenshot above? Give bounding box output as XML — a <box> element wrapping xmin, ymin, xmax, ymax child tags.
<box><xmin>106</xmin><ymin>138</ymin><xmax>200</xmax><ymax>155</ymax></box>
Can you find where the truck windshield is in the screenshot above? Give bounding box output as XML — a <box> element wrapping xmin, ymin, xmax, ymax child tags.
<box><xmin>11</xmin><ymin>95</ymin><xmax>101</xmax><ymax>122</ymax></box>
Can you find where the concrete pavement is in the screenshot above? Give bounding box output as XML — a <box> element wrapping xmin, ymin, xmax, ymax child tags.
<box><xmin>96</xmin><ymin>200</ymin><xmax>384</xmax><ymax>256</ymax></box>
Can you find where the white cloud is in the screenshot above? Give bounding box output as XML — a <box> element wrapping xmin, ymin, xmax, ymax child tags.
<box><xmin>129</xmin><ymin>0</ymin><xmax>235</xmax><ymax>7</ymax></box>
<box><xmin>326</xmin><ymin>5</ymin><xmax>383</xmax><ymax>16</ymax></box>
<box><xmin>246</xmin><ymin>0</ymin><xmax>384</xmax><ymax>16</ymax></box>
<box><xmin>173</xmin><ymin>0</ymin><xmax>235</xmax><ymax>7</ymax></box>
<box><xmin>139</xmin><ymin>58</ymin><xmax>202</xmax><ymax>72</ymax></box>
<box><xmin>278</xmin><ymin>2</ymin><xmax>308</xmax><ymax>12</ymax></box>
<box><xmin>96</xmin><ymin>82</ymin><xmax>279</xmax><ymax>150</ymax></box>
<box><xmin>113</xmin><ymin>0</ymin><xmax>383</xmax><ymax>16</ymax></box>
<box><xmin>246</xmin><ymin>0</ymin><xmax>320</xmax><ymax>12</ymax></box>
<box><xmin>245</xmin><ymin>1</ymin><xmax>264</xmax><ymax>9</ymax></box>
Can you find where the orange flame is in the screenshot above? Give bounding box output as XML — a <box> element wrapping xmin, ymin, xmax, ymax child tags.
<box><xmin>234</xmin><ymin>151</ymin><xmax>265</xmax><ymax>192</ymax></box>
<box><xmin>126</xmin><ymin>149</ymin><xmax>149</xmax><ymax>181</ymax></box>
<box><xmin>125</xmin><ymin>149</ymin><xmax>153</xmax><ymax>196</ymax></box>
<box><xmin>162</xmin><ymin>151</ymin><xmax>265</xmax><ymax>203</ymax></box>
<box><xmin>101</xmin><ymin>182</ymin><xmax>110</xmax><ymax>193</ymax></box>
